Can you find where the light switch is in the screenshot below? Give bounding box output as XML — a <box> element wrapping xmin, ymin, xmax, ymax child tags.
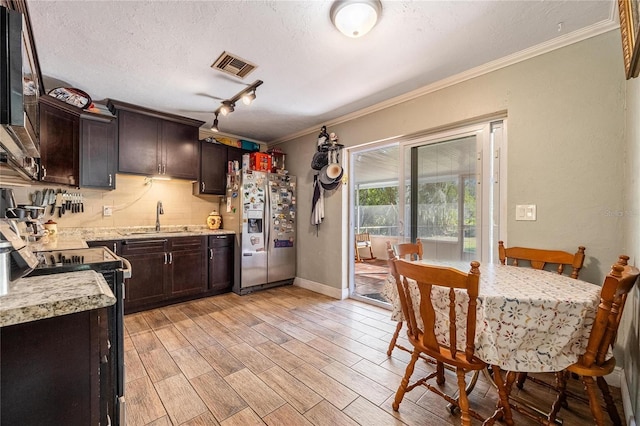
<box><xmin>516</xmin><ymin>204</ymin><xmax>536</xmax><ymax>221</ymax></box>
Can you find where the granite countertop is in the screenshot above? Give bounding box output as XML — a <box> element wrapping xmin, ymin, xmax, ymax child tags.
<box><xmin>0</xmin><ymin>270</ymin><xmax>116</xmax><ymax>327</ymax></box>
<box><xmin>27</xmin><ymin>225</ymin><xmax>235</xmax><ymax>252</ymax></box>
<box><xmin>60</xmin><ymin>225</ymin><xmax>235</xmax><ymax>242</ymax></box>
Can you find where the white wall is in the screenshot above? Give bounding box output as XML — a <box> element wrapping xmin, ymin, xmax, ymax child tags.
<box><xmin>281</xmin><ymin>30</ymin><xmax>626</xmax><ymax>290</ymax></box>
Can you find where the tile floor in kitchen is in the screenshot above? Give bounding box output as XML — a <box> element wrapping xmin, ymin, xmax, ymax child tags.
<box><xmin>124</xmin><ymin>285</ymin><xmax>623</xmax><ymax>425</ymax></box>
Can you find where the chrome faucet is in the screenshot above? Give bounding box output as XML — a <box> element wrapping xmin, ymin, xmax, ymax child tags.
<box><xmin>156</xmin><ymin>201</ymin><xmax>164</xmax><ymax>231</ymax></box>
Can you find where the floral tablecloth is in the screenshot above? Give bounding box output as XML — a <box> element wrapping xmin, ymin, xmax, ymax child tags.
<box><xmin>382</xmin><ymin>261</ymin><xmax>604</xmax><ymax>372</ymax></box>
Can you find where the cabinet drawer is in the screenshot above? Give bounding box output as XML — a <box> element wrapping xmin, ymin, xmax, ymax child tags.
<box><xmin>170</xmin><ymin>236</ymin><xmax>205</xmax><ymax>251</ymax></box>
<box><xmin>209</xmin><ymin>234</ymin><xmax>234</xmax><ymax>247</ymax></box>
<box><xmin>121</xmin><ymin>238</ymin><xmax>168</xmax><ymax>255</ymax></box>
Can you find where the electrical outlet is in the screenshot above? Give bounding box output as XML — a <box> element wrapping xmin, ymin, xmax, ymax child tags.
<box><xmin>103</xmin><ymin>205</ymin><xmax>113</xmax><ymax>217</ymax></box>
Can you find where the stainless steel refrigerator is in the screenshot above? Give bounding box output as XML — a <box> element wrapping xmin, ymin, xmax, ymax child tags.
<box><xmin>221</xmin><ymin>170</ymin><xmax>296</xmax><ymax>294</ymax></box>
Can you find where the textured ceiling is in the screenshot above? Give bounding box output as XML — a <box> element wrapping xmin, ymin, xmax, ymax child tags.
<box><xmin>25</xmin><ymin>0</ymin><xmax>617</xmax><ymax>144</ymax></box>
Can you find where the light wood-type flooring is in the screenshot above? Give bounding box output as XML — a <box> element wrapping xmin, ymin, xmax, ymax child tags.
<box><xmin>124</xmin><ymin>285</ymin><xmax>623</xmax><ymax>425</ymax></box>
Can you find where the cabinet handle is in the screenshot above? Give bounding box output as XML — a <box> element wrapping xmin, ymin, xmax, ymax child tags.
<box><xmin>106</xmin><ymin>414</ymin><xmax>112</xmax><ymax>426</ymax></box>
<box><xmin>108</xmin><ymin>174</ymin><xmax>112</xmax><ymax>186</ymax></box>
<box><xmin>113</xmin><ymin>243</ymin><xmax>117</xmax><ymax>254</ymax></box>
<box><xmin>169</xmin><ymin>252</ymin><xmax>173</xmax><ymax>264</ymax></box>
<box><xmin>158</xmin><ymin>164</ymin><xmax>162</xmax><ymax>174</ymax></box>
<box><xmin>201</xmin><ymin>182</ymin><xmax>205</xmax><ymax>192</ymax></box>
<box><xmin>164</xmin><ymin>252</ymin><xmax>168</xmax><ymax>264</ymax></box>
<box><xmin>162</xmin><ymin>164</ymin><xmax>166</xmax><ymax>175</ymax></box>
<box><xmin>41</xmin><ymin>166</ymin><xmax>47</xmax><ymax>179</ymax></box>
<box><xmin>209</xmin><ymin>248</ymin><xmax>213</xmax><ymax>259</ymax></box>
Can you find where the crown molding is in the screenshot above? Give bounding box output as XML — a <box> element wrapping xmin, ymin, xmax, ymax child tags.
<box><xmin>271</xmin><ymin>18</ymin><xmax>619</xmax><ymax>146</ymax></box>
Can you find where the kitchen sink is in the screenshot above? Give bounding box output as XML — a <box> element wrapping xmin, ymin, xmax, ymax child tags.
<box><xmin>121</xmin><ymin>230</ymin><xmax>190</xmax><ymax>236</ymax></box>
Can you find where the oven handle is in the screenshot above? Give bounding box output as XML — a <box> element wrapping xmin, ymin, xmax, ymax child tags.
<box><xmin>118</xmin><ymin>256</ymin><xmax>132</xmax><ymax>279</ymax></box>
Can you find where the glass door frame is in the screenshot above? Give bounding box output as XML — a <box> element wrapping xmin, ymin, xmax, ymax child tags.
<box><xmin>346</xmin><ymin>119</ymin><xmax>506</xmax><ymax>303</ymax></box>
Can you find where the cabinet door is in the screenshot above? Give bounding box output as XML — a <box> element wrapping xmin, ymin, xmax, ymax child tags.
<box><xmin>121</xmin><ymin>239</ymin><xmax>168</xmax><ymax>313</ymax></box>
<box><xmin>200</xmin><ymin>142</ymin><xmax>227</xmax><ymax>194</ymax></box>
<box><xmin>80</xmin><ymin>117</ymin><xmax>117</xmax><ymax>189</ymax></box>
<box><xmin>162</xmin><ymin>121</ymin><xmax>199</xmax><ymax>180</ymax></box>
<box><xmin>209</xmin><ymin>246</ymin><xmax>233</xmax><ymax>292</ymax></box>
<box><xmin>1</xmin><ymin>309</ymin><xmax>104</xmax><ymax>425</ymax></box>
<box><xmin>39</xmin><ymin>100</ymin><xmax>79</xmax><ymax>185</ymax></box>
<box><xmin>227</xmin><ymin>146</ymin><xmax>244</xmax><ymax>167</ymax></box>
<box><xmin>169</xmin><ymin>237</ymin><xmax>206</xmax><ymax>297</ymax></box>
<box><xmin>209</xmin><ymin>235</ymin><xmax>234</xmax><ymax>293</ymax></box>
<box><xmin>118</xmin><ymin>110</ymin><xmax>160</xmax><ymax>175</ymax></box>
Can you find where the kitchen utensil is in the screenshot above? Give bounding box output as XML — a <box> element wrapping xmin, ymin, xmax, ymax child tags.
<box><xmin>34</xmin><ymin>190</ymin><xmax>43</xmax><ymax>206</ymax></box>
<box><xmin>0</xmin><ymin>188</ymin><xmax>17</xmax><ymax>218</ymax></box>
<box><xmin>56</xmin><ymin>193</ymin><xmax>64</xmax><ymax>217</ymax></box>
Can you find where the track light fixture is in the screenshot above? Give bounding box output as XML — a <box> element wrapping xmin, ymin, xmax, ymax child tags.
<box><xmin>211</xmin><ymin>112</ymin><xmax>219</xmax><ymax>132</ymax></box>
<box><xmin>212</xmin><ymin>80</ymin><xmax>263</xmax><ymax>132</ymax></box>
<box><xmin>242</xmin><ymin>89</ymin><xmax>256</xmax><ymax>105</ymax></box>
<box><xmin>219</xmin><ymin>101</ymin><xmax>235</xmax><ymax>116</ymax></box>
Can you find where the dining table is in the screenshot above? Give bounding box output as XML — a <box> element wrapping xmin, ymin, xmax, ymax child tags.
<box><xmin>382</xmin><ymin>260</ymin><xmax>606</xmax><ymax>373</ymax></box>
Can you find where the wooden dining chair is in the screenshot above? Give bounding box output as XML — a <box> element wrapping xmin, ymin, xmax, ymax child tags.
<box><xmin>385</xmin><ymin>240</ymin><xmax>423</xmax><ymax>356</ymax></box>
<box><xmin>499</xmin><ymin>240</ymin><xmax>587</xmax><ymax>389</ymax></box>
<box><xmin>355</xmin><ymin>232</ymin><xmax>376</xmax><ymax>262</ymax></box>
<box><xmin>498</xmin><ymin>240</ymin><xmax>586</xmax><ymax>278</ymax></box>
<box><xmin>389</xmin><ymin>258</ymin><xmax>514</xmax><ymax>426</ymax></box>
<box><xmin>507</xmin><ymin>260</ymin><xmax>639</xmax><ymax>426</ymax></box>
<box><xmin>393</xmin><ymin>239</ymin><xmax>423</xmax><ymax>261</ymax></box>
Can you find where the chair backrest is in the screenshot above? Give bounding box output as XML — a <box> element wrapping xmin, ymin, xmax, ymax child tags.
<box><xmin>580</xmin><ymin>260</ymin><xmax>639</xmax><ymax>368</ymax></box>
<box><xmin>355</xmin><ymin>232</ymin><xmax>372</xmax><ymax>245</ymax></box>
<box><xmin>498</xmin><ymin>241</ymin><xmax>586</xmax><ymax>279</ymax></box>
<box><xmin>391</xmin><ymin>258</ymin><xmax>481</xmax><ymax>363</ymax></box>
<box><xmin>393</xmin><ymin>239</ymin><xmax>423</xmax><ymax>261</ymax></box>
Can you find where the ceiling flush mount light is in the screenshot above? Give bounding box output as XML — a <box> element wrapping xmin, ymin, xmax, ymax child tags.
<box><xmin>330</xmin><ymin>0</ymin><xmax>382</xmax><ymax>38</ymax></box>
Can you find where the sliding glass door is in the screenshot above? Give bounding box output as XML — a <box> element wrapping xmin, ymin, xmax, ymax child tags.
<box><xmin>348</xmin><ymin>120</ymin><xmax>505</xmax><ymax>303</ymax></box>
<box><xmin>408</xmin><ymin>135</ymin><xmax>479</xmax><ymax>261</ymax></box>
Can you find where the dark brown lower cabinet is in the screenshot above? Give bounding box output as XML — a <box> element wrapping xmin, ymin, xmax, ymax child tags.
<box><xmin>169</xmin><ymin>236</ymin><xmax>207</xmax><ymax>298</ymax></box>
<box><xmin>120</xmin><ymin>236</ymin><xmax>208</xmax><ymax>313</ymax></box>
<box><xmin>1</xmin><ymin>309</ymin><xmax>108</xmax><ymax>426</ymax></box>
<box><xmin>121</xmin><ymin>238</ymin><xmax>168</xmax><ymax>313</ymax></box>
<box><xmin>209</xmin><ymin>234</ymin><xmax>234</xmax><ymax>293</ymax></box>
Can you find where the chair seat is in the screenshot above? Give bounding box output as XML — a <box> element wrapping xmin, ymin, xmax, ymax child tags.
<box><xmin>411</xmin><ymin>332</ymin><xmax>486</xmax><ymax>371</ymax></box>
<box><xmin>567</xmin><ymin>356</ymin><xmax>616</xmax><ymax>377</ymax></box>
<box><xmin>356</xmin><ymin>241</ymin><xmax>371</xmax><ymax>248</ymax></box>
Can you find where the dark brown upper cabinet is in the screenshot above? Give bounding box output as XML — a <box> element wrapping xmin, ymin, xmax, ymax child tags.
<box><xmin>194</xmin><ymin>141</ymin><xmax>247</xmax><ymax>195</ymax></box>
<box><xmin>107</xmin><ymin>99</ymin><xmax>204</xmax><ymax>180</ymax></box>
<box><xmin>39</xmin><ymin>96</ymin><xmax>117</xmax><ymax>189</ymax></box>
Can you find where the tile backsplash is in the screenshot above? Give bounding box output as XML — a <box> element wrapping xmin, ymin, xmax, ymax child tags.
<box><xmin>4</xmin><ymin>174</ymin><xmax>222</xmax><ymax>229</ymax></box>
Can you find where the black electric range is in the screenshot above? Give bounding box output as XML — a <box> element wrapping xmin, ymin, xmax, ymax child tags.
<box><xmin>28</xmin><ymin>247</ymin><xmax>123</xmax><ymax>276</ymax></box>
<box><xmin>28</xmin><ymin>246</ymin><xmax>128</xmax><ymax>426</ymax></box>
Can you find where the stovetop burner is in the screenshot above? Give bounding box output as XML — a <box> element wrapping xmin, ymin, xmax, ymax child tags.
<box><xmin>28</xmin><ymin>247</ymin><xmax>123</xmax><ymax>276</ymax></box>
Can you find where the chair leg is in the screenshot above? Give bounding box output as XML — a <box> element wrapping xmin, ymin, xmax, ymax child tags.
<box><xmin>387</xmin><ymin>322</ymin><xmax>402</xmax><ymax>356</ymax></box>
<box><xmin>368</xmin><ymin>246</ymin><xmax>376</xmax><ymax>260</ymax></box>
<box><xmin>436</xmin><ymin>361</ymin><xmax>445</xmax><ymax>385</ymax></box>
<box><xmin>515</xmin><ymin>372</ymin><xmax>528</xmax><ymax>389</ymax></box>
<box><xmin>393</xmin><ymin>349</ymin><xmax>419</xmax><ymax>411</ymax></box>
<box><xmin>582</xmin><ymin>375</ymin><xmax>606</xmax><ymax>426</ymax></box>
<box><xmin>548</xmin><ymin>371</ymin><xmax>568</xmax><ymax>424</ymax></box>
<box><xmin>596</xmin><ymin>376</ymin><xmax>622</xmax><ymax>425</ymax></box>
<box><xmin>488</xmin><ymin>365</ymin><xmax>514</xmax><ymax>426</ymax></box>
<box><xmin>456</xmin><ymin>368</ymin><xmax>472</xmax><ymax>426</ymax></box>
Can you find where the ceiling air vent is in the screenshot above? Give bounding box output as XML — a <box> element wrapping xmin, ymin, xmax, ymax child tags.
<box><xmin>211</xmin><ymin>51</ymin><xmax>257</xmax><ymax>79</ymax></box>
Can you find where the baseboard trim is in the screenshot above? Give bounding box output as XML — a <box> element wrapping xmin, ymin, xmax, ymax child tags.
<box><xmin>621</xmin><ymin>370</ymin><xmax>637</xmax><ymax>426</ymax></box>
<box><xmin>605</xmin><ymin>365</ymin><xmax>622</xmax><ymax>387</ymax></box>
<box><xmin>293</xmin><ymin>277</ymin><xmax>347</xmax><ymax>300</ymax></box>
